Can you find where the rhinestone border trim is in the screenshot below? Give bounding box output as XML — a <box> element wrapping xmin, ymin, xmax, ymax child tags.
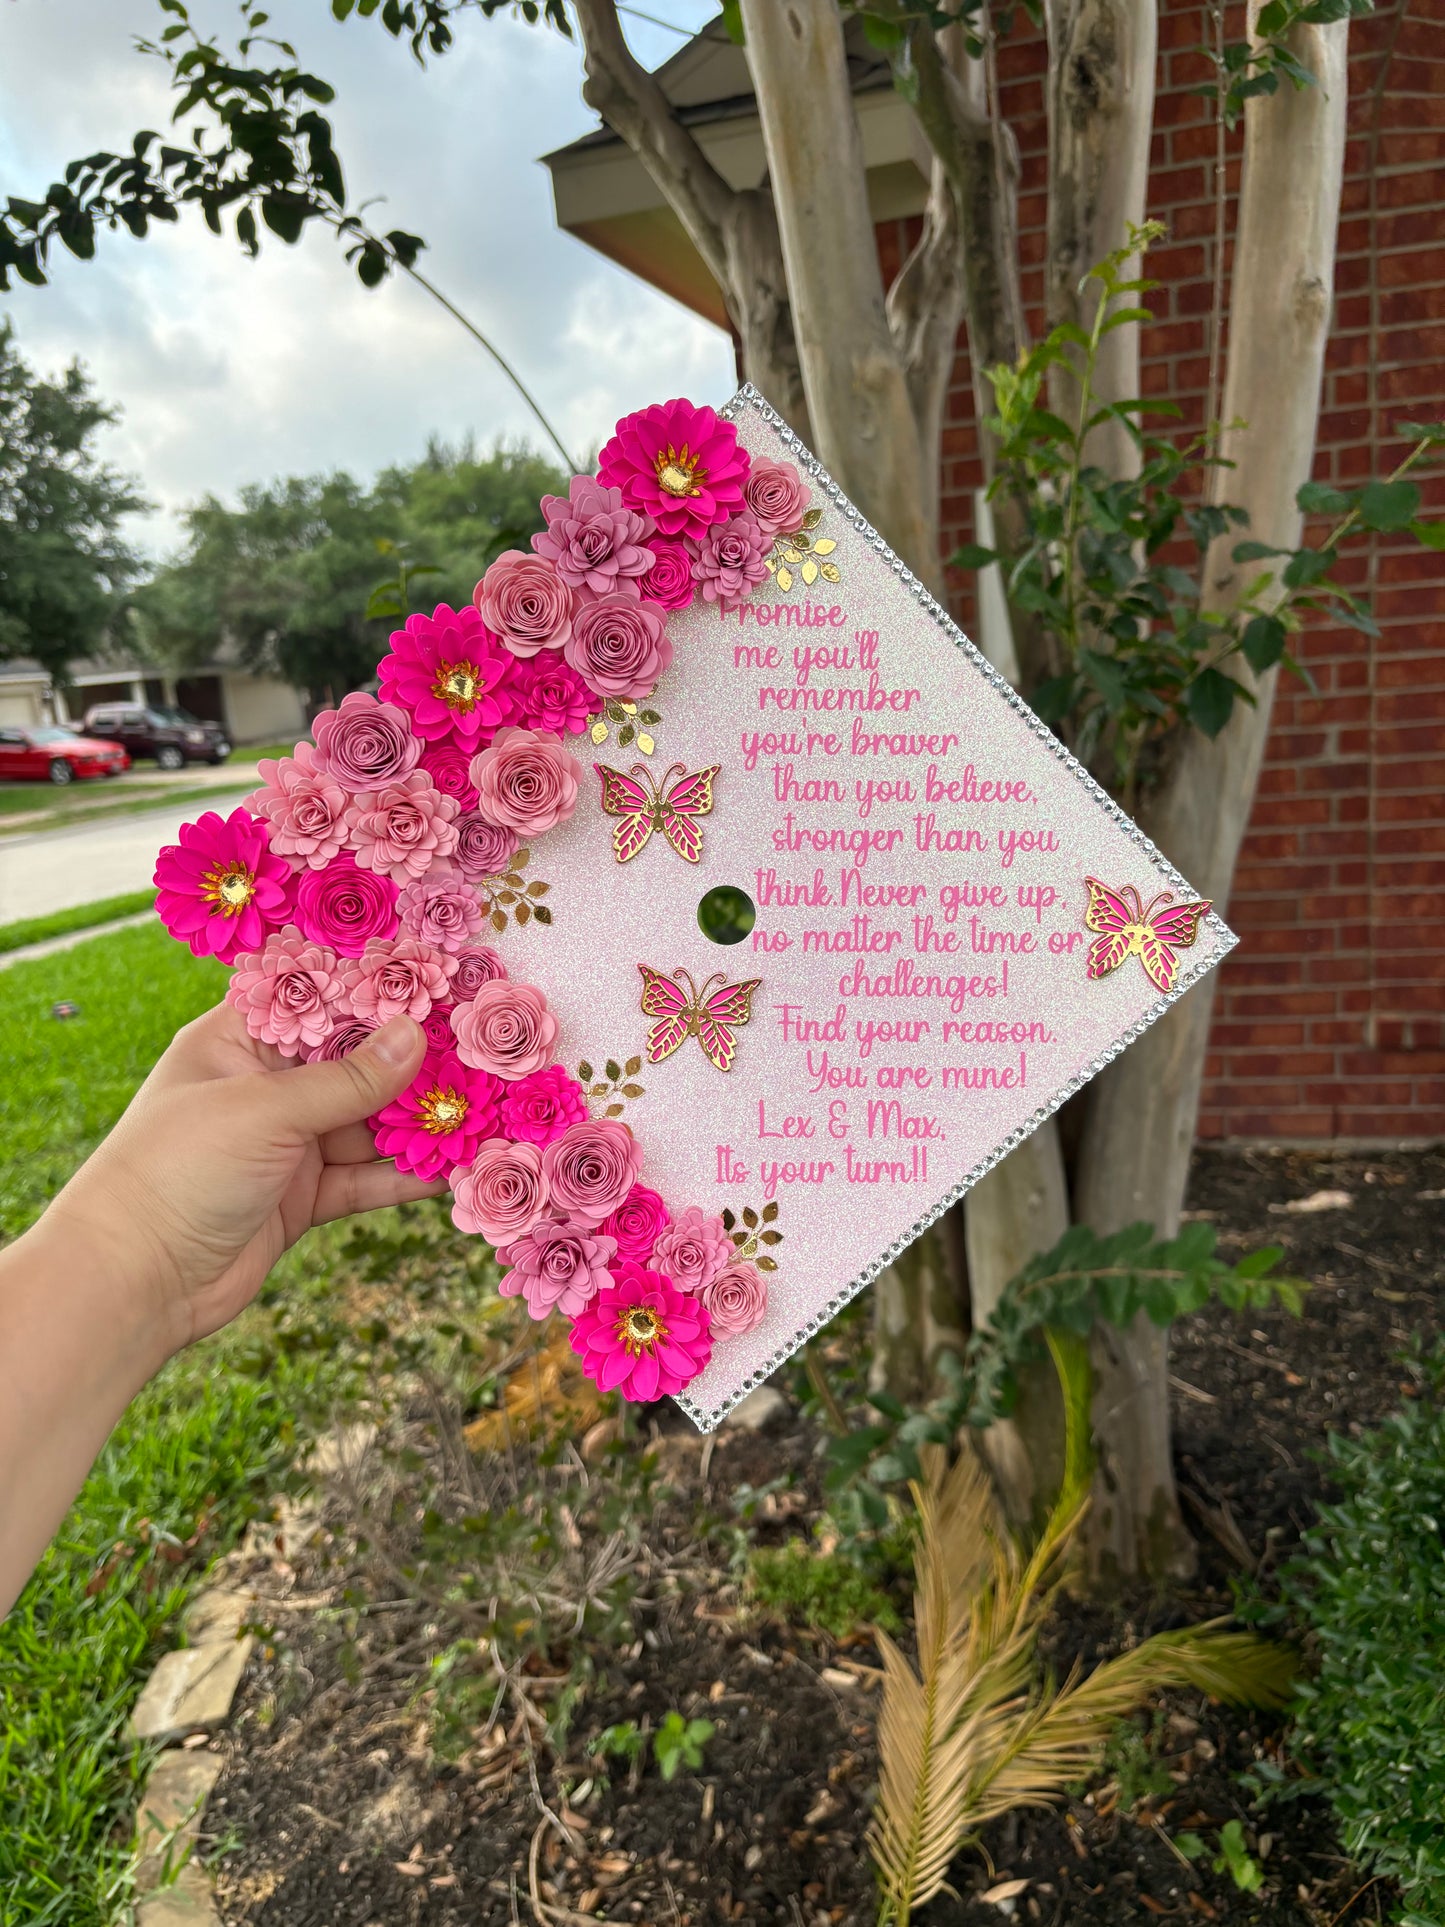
<box><xmin>675</xmin><ymin>383</ymin><xmax>1238</xmax><ymax>1432</ymax></box>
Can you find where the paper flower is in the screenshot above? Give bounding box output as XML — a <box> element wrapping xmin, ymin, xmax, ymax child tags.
<box><xmin>154</xmin><ymin>807</ymin><xmax>291</xmax><ymax>964</ymax></box>
<box><xmin>226</xmin><ymin>924</ymin><xmax>346</xmax><ymax>1054</ymax></box>
<box><xmin>378</xmin><ymin>603</ymin><xmax>511</xmax><ymax>751</ymax></box>
<box><xmin>598</xmin><ymin>399</ymin><xmax>748</xmax><ymax>540</ymax></box>
<box><xmin>540</xmin><ymin>1117</ymin><xmax>641</xmax><ymax>1228</ymax></box>
<box><xmin>499</xmin><ymin>1064</ymin><xmax>588</xmax><ymax>1144</ymax></box>
<box><xmin>311</xmin><ymin>691</ymin><xmax>421</xmax><ymax>791</ymax></box>
<box><xmin>532</xmin><ymin>474</ymin><xmax>654</xmax><ymax>602</ymax></box>
<box><xmin>476</xmin><ymin>550</ymin><xmax>575</xmax><ymax>656</ymax></box>
<box><xmin>396</xmin><ymin>875</ymin><xmax>485</xmax><ymax>954</ymax></box>
<box><xmin>371</xmin><ymin>1048</ymin><xmax>501</xmax><ymax>1181</ymax></box>
<box><xmin>690</xmin><ymin>510</ymin><xmax>771</xmax><ymax>612</ymax></box>
<box><xmin>452</xmin><ymin>813</ymin><xmax>520</xmax><ymax>883</ymax></box>
<box><xmin>301</xmin><ymin>1014</ymin><xmax>378</xmax><ymax>1063</ymax></box>
<box><xmin>700</xmin><ymin>1259</ymin><xmax>768</xmax><ymax>1338</ymax></box>
<box><xmin>345</xmin><ymin>769</ymin><xmax>460</xmax><ymax>881</ymax></box>
<box><xmin>243</xmin><ymin>743</ymin><xmax>349</xmax><ymax>871</ymax></box>
<box><xmin>638</xmin><ymin>536</ymin><xmax>697</xmax><ymax>612</ymax></box>
<box><xmin>495</xmin><ymin>1213</ymin><xmax>618</xmax><ymax>1321</ymax></box>
<box><xmin>470</xmin><ymin>727</ymin><xmax>580</xmax><ymax>839</ymax></box>
<box><xmin>418</xmin><ymin>743</ymin><xmax>479</xmax><ymax>812</ymax></box>
<box><xmin>510</xmin><ymin>656</ymin><xmax>596</xmax><ymax>736</ymax></box>
<box><xmin>742</xmin><ymin>457</ymin><xmax>810</xmax><ymax>535</ymax></box>
<box><xmin>569</xmin><ymin>1263</ymin><xmax>713</xmax><ymax>1400</ymax></box>
<box><xmin>291</xmin><ymin>853</ymin><xmax>399</xmax><ymax>957</ymax></box>
<box><xmin>422</xmin><ymin>1006</ymin><xmax>456</xmax><ymax>1053</ymax></box>
<box><xmin>451</xmin><ymin>979</ymin><xmax>558</xmax><ymax>1079</ymax></box>
<box><xmin>338</xmin><ymin>935</ymin><xmax>454</xmax><ymax>1024</ymax></box>
<box><xmin>449</xmin><ymin>945</ymin><xmax>508</xmax><ymax>1001</ymax></box>
<box><xmin>599</xmin><ymin>1185</ymin><xmax>671</xmax><ymax>1265</ymax></box>
<box><xmin>564</xmin><ymin>593</ymin><xmax>673</xmax><ymax>702</ymax></box>
<box><xmin>451</xmin><ymin>1137</ymin><xmax>549</xmax><ymax>1244</ymax></box>
<box><xmin>649</xmin><ymin>1205</ymin><xmax>732</xmax><ymax>1296</ymax></box>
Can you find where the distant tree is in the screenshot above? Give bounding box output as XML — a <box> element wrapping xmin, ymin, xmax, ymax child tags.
<box><xmin>0</xmin><ymin>321</ymin><xmax>145</xmax><ymax>679</ymax></box>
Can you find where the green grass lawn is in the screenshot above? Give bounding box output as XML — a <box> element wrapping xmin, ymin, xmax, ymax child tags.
<box><xmin>226</xmin><ymin>739</ymin><xmax>301</xmax><ymax>765</ymax></box>
<box><xmin>0</xmin><ymin>889</ymin><xmax>158</xmax><ymax>957</ymax></box>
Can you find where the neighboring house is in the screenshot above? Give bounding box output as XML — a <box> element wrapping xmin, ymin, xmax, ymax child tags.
<box><xmin>0</xmin><ymin>652</ymin><xmax>306</xmax><ymax>743</ymax></box>
<box><xmin>543</xmin><ymin>12</ymin><xmax>1445</xmax><ymax>1143</ymax></box>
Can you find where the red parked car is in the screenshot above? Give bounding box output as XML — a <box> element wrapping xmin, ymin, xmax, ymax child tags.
<box><xmin>0</xmin><ymin>724</ymin><xmax>130</xmax><ymax>785</ymax></box>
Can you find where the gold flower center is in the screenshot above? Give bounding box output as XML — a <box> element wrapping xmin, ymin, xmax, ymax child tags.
<box><xmin>201</xmin><ymin>860</ymin><xmax>256</xmax><ymax>916</ymax></box>
<box><xmin>618</xmin><ymin>1304</ymin><xmax>665</xmax><ymax>1354</ymax></box>
<box><xmin>654</xmin><ymin>443</ymin><xmax>704</xmax><ymax>499</ymax></box>
<box><xmin>418</xmin><ymin>1086</ymin><xmax>468</xmax><ymax>1133</ymax></box>
<box><xmin>433</xmin><ymin>661</ymin><xmax>481</xmax><ymax>712</ymax></box>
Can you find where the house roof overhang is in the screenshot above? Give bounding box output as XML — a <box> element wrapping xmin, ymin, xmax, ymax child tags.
<box><xmin>541</xmin><ymin>17</ymin><xmax>932</xmax><ymax>330</ymax></box>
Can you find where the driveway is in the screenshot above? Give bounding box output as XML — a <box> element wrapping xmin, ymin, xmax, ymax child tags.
<box><xmin>0</xmin><ymin>788</ymin><xmax>249</xmax><ymax>922</ymax></box>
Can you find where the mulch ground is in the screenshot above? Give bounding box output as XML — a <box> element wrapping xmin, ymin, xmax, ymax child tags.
<box><xmin>205</xmin><ymin>1144</ymin><xmax>1444</xmax><ymax>1927</ymax></box>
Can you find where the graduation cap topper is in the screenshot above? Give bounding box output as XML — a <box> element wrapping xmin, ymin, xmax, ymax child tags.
<box><xmin>154</xmin><ymin>386</ymin><xmax>1233</xmax><ymax>1431</ymax></box>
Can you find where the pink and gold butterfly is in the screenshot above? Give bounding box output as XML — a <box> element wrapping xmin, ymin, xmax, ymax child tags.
<box><xmin>595</xmin><ymin>761</ymin><xmax>720</xmax><ymax>865</ymax></box>
<box><xmin>638</xmin><ymin>963</ymin><xmax>761</xmax><ymax>1073</ymax></box>
<box><xmin>1083</xmin><ymin>877</ymin><xmax>1213</xmax><ymax>996</ymax></box>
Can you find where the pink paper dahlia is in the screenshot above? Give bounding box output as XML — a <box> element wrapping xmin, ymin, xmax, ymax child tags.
<box><xmin>649</xmin><ymin>1205</ymin><xmax>732</xmax><ymax>1296</ymax></box>
<box><xmin>396</xmin><ymin>874</ymin><xmax>485</xmax><ymax>954</ymax></box>
<box><xmin>569</xmin><ymin>1263</ymin><xmax>713</xmax><ymax>1401</ymax></box>
<box><xmin>495</xmin><ymin>1213</ymin><xmax>618</xmax><ymax>1321</ymax></box>
<box><xmin>371</xmin><ymin>1048</ymin><xmax>501</xmax><ymax>1181</ymax></box>
<box><xmin>338</xmin><ymin>936</ymin><xmax>454</xmax><ymax>1024</ymax></box>
<box><xmin>226</xmin><ymin>924</ymin><xmax>346</xmax><ymax>1055</ymax></box>
<box><xmin>243</xmin><ymin>742</ymin><xmax>349</xmax><ymax>871</ymax></box>
<box><xmin>345</xmin><ymin>769</ymin><xmax>460</xmax><ymax>881</ymax></box>
<box><xmin>509</xmin><ymin>655</ymin><xmax>596</xmax><ymax>736</ymax></box>
<box><xmin>154</xmin><ymin>807</ymin><xmax>291</xmax><ymax>964</ymax></box>
<box><xmin>597</xmin><ymin>399</ymin><xmax>748</xmax><ymax>540</ymax></box>
<box><xmin>378</xmin><ymin>604</ymin><xmax>511</xmax><ymax>752</ymax></box>
<box><xmin>531</xmin><ymin>474</ymin><xmax>654</xmax><ymax>602</ymax></box>
<box><xmin>499</xmin><ymin>1064</ymin><xmax>588</xmax><ymax>1145</ymax></box>
<box><xmin>689</xmin><ymin>510</ymin><xmax>771</xmax><ymax>612</ymax></box>
<box><xmin>301</xmin><ymin>1014</ymin><xmax>378</xmax><ymax>1063</ymax></box>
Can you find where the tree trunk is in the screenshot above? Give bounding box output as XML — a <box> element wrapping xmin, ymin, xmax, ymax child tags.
<box><xmin>1073</xmin><ymin>5</ymin><xmax>1350</xmax><ymax>1583</ymax></box>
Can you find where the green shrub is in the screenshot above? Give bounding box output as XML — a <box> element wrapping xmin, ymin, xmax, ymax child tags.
<box><xmin>747</xmin><ymin>1539</ymin><xmax>901</xmax><ymax>1639</ymax></box>
<box><xmin>1276</xmin><ymin>1350</ymin><xmax>1445</xmax><ymax>1925</ymax></box>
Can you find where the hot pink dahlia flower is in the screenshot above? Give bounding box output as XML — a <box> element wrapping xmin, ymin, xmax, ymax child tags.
<box><xmin>243</xmin><ymin>742</ymin><xmax>349</xmax><ymax>870</ymax></box>
<box><xmin>531</xmin><ymin>474</ymin><xmax>654</xmax><ymax>602</ymax></box>
<box><xmin>226</xmin><ymin>924</ymin><xmax>346</xmax><ymax>1055</ymax></box>
<box><xmin>569</xmin><ymin>1264</ymin><xmax>713</xmax><ymax>1401</ymax></box>
<box><xmin>597</xmin><ymin>399</ymin><xmax>749</xmax><ymax>540</ymax></box>
<box><xmin>154</xmin><ymin>807</ymin><xmax>291</xmax><ymax>964</ymax></box>
<box><xmin>371</xmin><ymin>1048</ymin><xmax>501</xmax><ymax>1181</ymax></box>
<box><xmin>495</xmin><ymin>1213</ymin><xmax>618</xmax><ymax>1321</ymax></box>
<box><xmin>499</xmin><ymin>1064</ymin><xmax>588</xmax><ymax>1145</ymax></box>
<box><xmin>378</xmin><ymin>604</ymin><xmax>511</xmax><ymax>752</ymax></box>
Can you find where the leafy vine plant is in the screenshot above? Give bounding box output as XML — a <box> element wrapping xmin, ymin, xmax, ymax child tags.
<box><xmin>959</xmin><ymin>224</ymin><xmax>1445</xmax><ymax>802</ymax></box>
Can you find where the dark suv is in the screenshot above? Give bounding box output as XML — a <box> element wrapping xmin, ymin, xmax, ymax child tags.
<box><xmin>83</xmin><ymin>703</ymin><xmax>232</xmax><ymax>769</ymax></box>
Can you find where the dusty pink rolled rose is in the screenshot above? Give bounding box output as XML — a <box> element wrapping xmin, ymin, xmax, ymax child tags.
<box><xmin>742</xmin><ymin>457</ymin><xmax>810</xmax><ymax>535</ymax></box>
<box><xmin>302</xmin><ymin>1014</ymin><xmax>378</xmax><ymax>1063</ymax></box>
<box><xmin>345</xmin><ymin>769</ymin><xmax>459</xmax><ymax>881</ymax></box>
<box><xmin>397</xmin><ymin>875</ymin><xmax>485</xmax><ymax>954</ymax></box>
<box><xmin>338</xmin><ymin>936</ymin><xmax>454</xmax><ymax>1024</ymax></box>
<box><xmin>419</xmin><ymin>743</ymin><xmax>479</xmax><ymax>812</ymax></box>
<box><xmin>564</xmin><ymin>592</ymin><xmax>673</xmax><ymax>702</ymax></box>
<box><xmin>540</xmin><ymin>1118</ymin><xmax>642</xmax><ymax>1229</ymax></box>
<box><xmin>638</xmin><ymin>536</ymin><xmax>697</xmax><ymax>612</ymax></box>
<box><xmin>243</xmin><ymin>742</ymin><xmax>349</xmax><ymax>870</ymax></box>
<box><xmin>449</xmin><ymin>945</ymin><xmax>508</xmax><ymax>1001</ymax></box>
<box><xmin>701</xmin><ymin>1260</ymin><xmax>768</xmax><ymax>1338</ymax></box>
<box><xmin>312</xmin><ymin>690</ymin><xmax>422</xmax><ymax>791</ymax></box>
<box><xmin>650</xmin><ymin>1205</ymin><xmax>733</xmax><ymax>1296</ymax></box>
<box><xmin>690</xmin><ymin>510</ymin><xmax>770</xmax><ymax>612</ymax></box>
<box><xmin>469</xmin><ymin>727</ymin><xmax>580</xmax><ymax>839</ymax></box>
<box><xmin>451</xmin><ymin>978</ymin><xmax>558</xmax><ymax>1079</ymax></box>
<box><xmin>532</xmin><ymin>474</ymin><xmax>653</xmax><ymax>602</ymax></box>
<box><xmin>451</xmin><ymin>1137</ymin><xmax>549</xmax><ymax>1245</ymax></box>
<box><xmin>475</xmin><ymin>550</ymin><xmax>575</xmax><ymax>658</ymax></box>
<box><xmin>452</xmin><ymin>813</ymin><xmax>519</xmax><ymax>882</ymax></box>
<box><xmin>226</xmin><ymin>925</ymin><xmax>345</xmax><ymax>1055</ymax></box>
<box><xmin>599</xmin><ymin>1184</ymin><xmax>671</xmax><ymax>1265</ymax></box>
<box><xmin>495</xmin><ymin>1213</ymin><xmax>617</xmax><ymax>1320</ymax></box>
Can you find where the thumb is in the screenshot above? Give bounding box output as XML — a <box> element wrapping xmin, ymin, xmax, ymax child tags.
<box><xmin>262</xmin><ymin>1016</ymin><xmax>428</xmax><ymax>1139</ymax></box>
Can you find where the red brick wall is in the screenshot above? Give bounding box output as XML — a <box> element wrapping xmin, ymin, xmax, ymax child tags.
<box><xmin>877</xmin><ymin>1</ymin><xmax>1445</xmax><ymax>1141</ymax></box>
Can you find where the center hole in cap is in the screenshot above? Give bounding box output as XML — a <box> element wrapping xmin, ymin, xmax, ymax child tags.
<box><xmin>697</xmin><ymin>885</ymin><xmax>756</xmax><ymax>946</ymax></box>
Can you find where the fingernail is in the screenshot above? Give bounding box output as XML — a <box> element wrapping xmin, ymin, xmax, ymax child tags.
<box><xmin>370</xmin><ymin>1015</ymin><xmax>419</xmax><ymax>1066</ymax></box>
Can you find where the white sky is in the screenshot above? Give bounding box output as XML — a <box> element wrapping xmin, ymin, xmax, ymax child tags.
<box><xmin>0</xmin><ymin>0</ymin><xmax>735</xmax><ymax>555</ymax></box>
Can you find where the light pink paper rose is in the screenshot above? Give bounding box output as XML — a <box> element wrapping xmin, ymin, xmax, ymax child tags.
<box><xmin>532</xmin><ymin>474</ymin><xmax>653</xmax><ymax>602</ymax></box>
<box><xmin>690</xmin><ymin>510</ymin><xmax>770</xmax><ymax>612</ymax></box>
<box><xmin>452</xmin><ymin>813</ymin><xmax>520</xmax><ymax>882</ymax></box>
<box><xmin>700</xmin><ymin>1260</ymin><xmax>768</xmax><ymax>1338</ymax></box>
<box><xmin>339</xmin><ymin>936</ymin><xmax>454</xmax><ymax>1024</ymax></box>
<box><xmin>540</xmin><ymin>1118</ymin><xmax>642</xmax><ymax>1229</ymax></box>
<box><xmin>396</xmin><ymin>875</ymin><xmax>485</xmax><ymax>954</ymax></box>
<box><xmin>564</xmin><ymin>593</ymin><xmax>673</xmax><ymax>702</ymax></box>
<box><xmin>243</xmin><ymin>742</ymin><xmax>349</xmax><ymax>870</ymax></box>
<box><xmin>311</xmin><ymin>690</ymin><xmax>421</xmax><ymax>791</ymax></box>
<box><xmin>226</xmin><ymin>924</ymin><xmax>345</xmax><ymax>1055</ymax></box>
<box><xmin>495</xmin><ymin>1213</ymin><xmax>618</xmax><ymax>1320</ymax></box>
<box><xmin>650</xmin><ymin>1205</ymin><xmax>733</xmax><ymax>1296</ymax></box>
<box><xmin>469</xmin><ymin>727</ymin><xmax>580</xmax><ymax>838</ymax></box>
<box><xmin>345</xmin><ymin>769</ymin><xmax>459</xmax><ymax>881</ymax></box>
<box><xmin>451</xmin><ymin>1137</ymin><xmax>549</xmax><ymax>1245</ymax></box>
<box><xmin>475</xmin><ymin>550</ymin><xmax>574</xmax><ymax>657</ymax></box>
<box><xmin>449</xmin><ymin>945</ymin><xmax>508</xmax><ymax>1001</ymax></box>
<box><xmin>742</xmin><ymin>457</ymin><xmax>810</xmax><ymax>535</ymax></box>
<box><xmin>451</xmin><ymin>978</ymin><xmax>558</xmax><ymax>1079</ymax></box>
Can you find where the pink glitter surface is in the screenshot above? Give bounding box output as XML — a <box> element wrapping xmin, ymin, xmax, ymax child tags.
<box><xmin>496</xmin><ymin>388</ymin><xmax>1234</xmax><ymax>1429</ymax></box>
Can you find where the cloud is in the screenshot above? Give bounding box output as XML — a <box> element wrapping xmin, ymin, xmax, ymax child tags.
<box><xmin>0</xmin><ymin>0</ymin><xmax>734</xmax><ymax>556</ymax></box>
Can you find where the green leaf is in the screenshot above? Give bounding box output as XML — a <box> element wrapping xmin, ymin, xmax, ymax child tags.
<box><xmin>1396</xmin><ymin>418</ymin><xmax>1445</xmax><ymax>444</ymax></box>
<box><xmin>861</xmin><ymin>14</ymin><xmax>906</xmax><ymax>50</ymax></box>
<box><xmin>1240</xmin><ymin>614</ymin><xmax>1287</xmax><ymax>673</ymax></box>
<box><xmin>1232</xmin><ymin>540</ymin><xmax>1289</xmax><ymax>563</ymax></box>
<box><xmin>1357</xmin><ymin>478</ymin><xmax>1421</xmax><ymax>532</ymax></box>
<box><xmin>1185</xmin><ymin>666</ymin><xmax>1238</xmax><ymax>738</ymax></box>
<box><xmin>719</xmin><ymin>0</ymin><xmax>745</xmax><ymax>42</ymax></box>
<box><xmin>1282</xmin><ymin>545</ymin><xmax>1335</xmax><ymax>589</ymax></box>
<box><xmin>1296</xmin><ymin>479</ymin><xmax>1351</xmax><ymax>515</ymax></box>
<box><xmin>951</xmin><ymin>543</ymin><xmax>997</xmax><ymax>571</ymax></box>
<box><xmin>1409</xmin><ymin>519</ymin><xmax>1445</xmax><ymax>551</ymax></box>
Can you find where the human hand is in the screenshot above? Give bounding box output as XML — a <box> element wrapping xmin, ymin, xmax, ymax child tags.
<box><xmin>43</xmin><ymin>1001</ymin><xmax>444</xmax><ymax>1370</ymax></box>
